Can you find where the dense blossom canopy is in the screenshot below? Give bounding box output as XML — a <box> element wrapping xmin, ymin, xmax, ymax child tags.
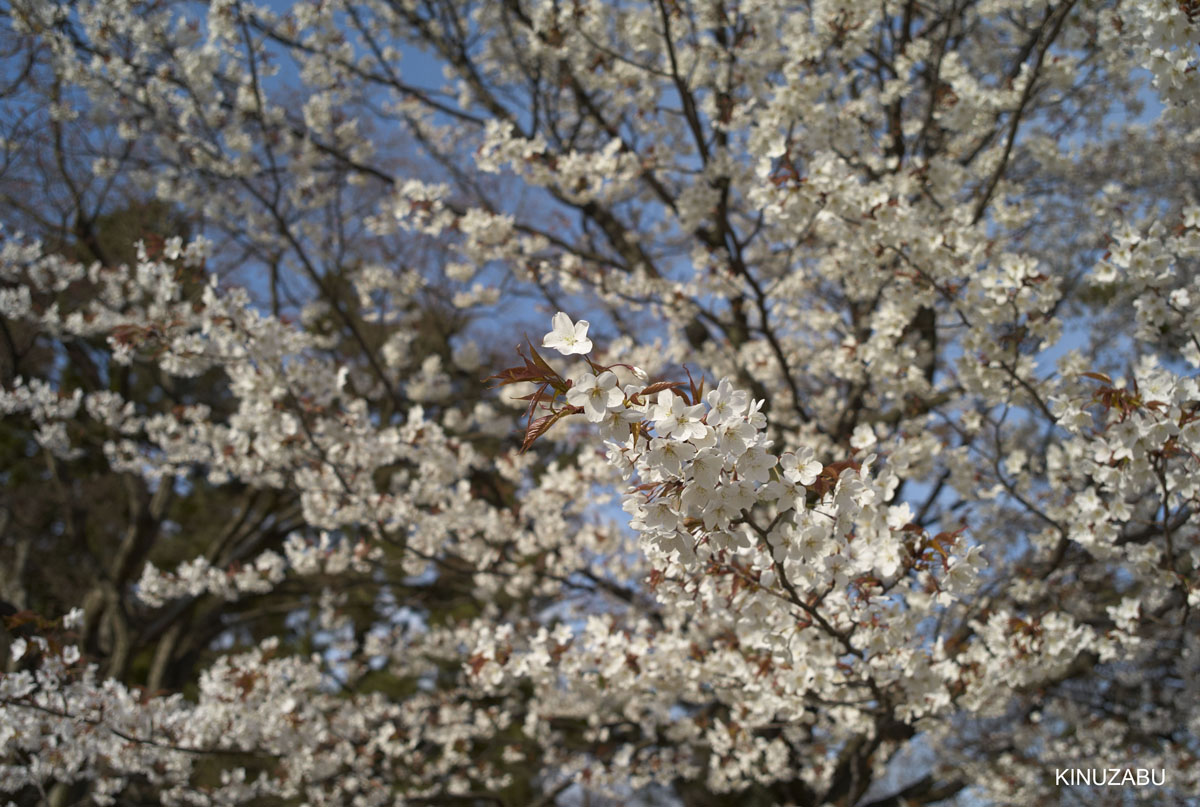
<box><xmin>1</xmin><ymin>0</ymin><xmax>1199</xmax><ymax>805</ymax></box>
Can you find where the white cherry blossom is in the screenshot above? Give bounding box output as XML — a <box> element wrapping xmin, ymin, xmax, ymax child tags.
<box><xmin>541</xmin><ymin>311</ymin><xmax>593</xmax><ymax>355</ymax></box>
<box><xmin>2</xmin><ymin>1</ymin><xmax>1198</xmax><ymax>804</ymax></box>
<box><xmin>565</xmin><ymin>370</ymin><xmax>622</xmax><ymax>422</ymax></box>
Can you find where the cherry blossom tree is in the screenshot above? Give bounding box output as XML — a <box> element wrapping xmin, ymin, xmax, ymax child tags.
<box><xmin>2</xmin><ymin>0</ymin><xmax>1199</xmax><ymax>805</ymax></box>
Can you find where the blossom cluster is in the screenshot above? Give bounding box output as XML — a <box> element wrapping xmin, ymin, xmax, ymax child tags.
<box><xmin>3</xmin><ymin>0</ymin><xmax>1200</xmax><ymax>804</ymax></box>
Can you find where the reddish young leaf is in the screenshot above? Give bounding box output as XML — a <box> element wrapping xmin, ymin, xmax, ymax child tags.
<box><xmin>636</xmin><ymin>380</ymin><xmax>685</xmax><ymax>400</ymax></box>
<box><xmin>521</xmin><ymin>409</ymin><xmax>571</xmax><ymax>453</ymax></box>
<box><xmin>484</xmin><ymin>362</ymin><xmax>545</xmax><ymax>387</ymax></box>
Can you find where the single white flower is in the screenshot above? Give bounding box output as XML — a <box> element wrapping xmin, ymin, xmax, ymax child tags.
<box><xmin>690</xmin><ymin>448</ymin><xmax>724</xmax><ymax>490</ymax></box>
<box><xmin>596</xmin><ymin>403</ymin><xmax>644</xmax><ymax>441</ymax></box>
<box><xmin>567</xmin><ymin>370</ymin><xmax>623</xmax><ymax>422</ymax></box>
<box><xmin>717</xmin><ymin>418</ymin><xmax>756</xmax><ymax>457</ymax></box>
<box><xmin>780</xmin><ymin>448</ymin><xmax>823</xmax><ymax>486</ymax></box>
<box><xmin>850</xmin><ymin>423</ymin><xmax>877</xmax><ymax>450</ymax></box>
<box><xmin>652</xmin><ymin>390</ymin><xmax>707</xmax><ymax>441</ymax></box>
<box><xmin>795</xmin><ymin>526</ymin><xmax>828</xmax><ymax>563</ymax></box>
<box><xmin>644</xmin><ymin>436</ymin><xmax>697</xmax><ymax>477</ymax></box>
<box><xmin>705</xmin><ymin>379</ymin><xmax>748</xmax><ymax>425</ymax></box>
<box><xmin>63</xmin><ymin>607</ymin><xmax>85</xmax><ymax>630</ymax></box>
<box><xmin>736</xmin><ymin>446</ymin><xmax>777</xmax><ymax>483</ymax></box>
<box><xmin>701</xmin><ymin>483</ymin><xmax>753</xmax><ymax>530</ymax></box>
<box><xmin>542</xmin><ymin>311</ymin><xmax>593</xmax><ymax>355</ymax></box>
<box><xmin>763</xmin><ymin>475</ymin><xmax>805</xmax><ymax>511</ymax></box>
